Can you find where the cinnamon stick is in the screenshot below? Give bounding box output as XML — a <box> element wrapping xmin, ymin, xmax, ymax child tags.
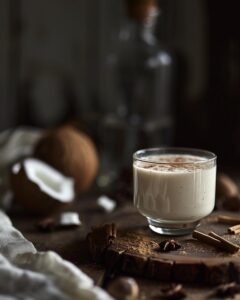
<box><xmin>218</xmin><ymin>215</ymin><xmax>240</xmax><ymax>225</ymax></box>
<box><xmin>208</xmin><ymin>231</ymin><xmax>239</xmax><ymax>253</ymax></box>
<box><xmin>228</xmin><ymin>224</ymin><xmax>240</xmax><ymax>235</ymax></box>
<box><xmin>192</xmin><ymin>230</ymin><xmax>239</xmax><ymax>253</ymax></box>
<box><xmin>192</xmin><ymin>230</ymin><xmax>223</xmax><ymax>249</ymax></box>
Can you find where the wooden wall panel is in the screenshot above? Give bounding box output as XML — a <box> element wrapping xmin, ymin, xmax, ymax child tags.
<box><xmin>0</xmin><ymin>0</ymin><xmax>207</xmax><ymax>129</ymax></box>
<box><xmin>18</xmin><ymin>0</ymin><xmax>124</xmax><ymax>126</ymax></box>
<box><xmin>0</xmin><ymin>0</ymin><xmax>18</xmax><ymax>130</ymax></box>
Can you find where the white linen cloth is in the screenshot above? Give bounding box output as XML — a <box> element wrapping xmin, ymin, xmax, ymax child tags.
<box><xmin>0</xmin><ymin>127</ymin><xmax>42</xmax><ymax>209</ymax></box>
<box><xmin>0</xmin><ymin>128</ymin><xmax>113</xmax><ymax>299</ymax></box>
<box><xmin>0</xmin><ymin>210</ymin><xmax>113</xmax><ymax>300</ymax></box>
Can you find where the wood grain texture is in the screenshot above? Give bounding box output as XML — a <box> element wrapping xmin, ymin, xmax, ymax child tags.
<box><xmin>101</xmin><ymin>226</ymin><xmax>240</xmax><ymax>285</ymax></box>
<box><xmin>11</xmin><ymin>195</ymin><xmax>240</xmax><ymax>299</ymax></box>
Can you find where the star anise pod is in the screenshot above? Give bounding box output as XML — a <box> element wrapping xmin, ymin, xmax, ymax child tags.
<box><xmin>160</xmin><ymin>284</ymin><xmax>186</xmax><ymax>300</ymax></box>
<box><xmin>214</xmin><ymin>282</ymin><xmax>240</xmax><ymax>298</ymax></box>
<box><xmin>158</xmin><ymin>240</ymin><xmax>181</xmax><ymax>252</ymax></box>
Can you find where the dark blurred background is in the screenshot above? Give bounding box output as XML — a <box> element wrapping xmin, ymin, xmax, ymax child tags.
<box><xmin>1</xmin><ymin>0</ymin><xmax>240</xmax><ymax>171</ymax></box>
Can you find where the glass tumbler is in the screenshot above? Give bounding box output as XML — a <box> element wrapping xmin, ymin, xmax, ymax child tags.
<box><xmin>133</xmin><ymin>147</ymin><xmax>217</xmax><ymax>235</ymax></box>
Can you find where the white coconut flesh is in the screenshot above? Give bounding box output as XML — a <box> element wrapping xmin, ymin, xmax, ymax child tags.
<box><xmin>13</xmin><ymin>159</ymin><xmax>74</xmax><ymax>202</ymax></box>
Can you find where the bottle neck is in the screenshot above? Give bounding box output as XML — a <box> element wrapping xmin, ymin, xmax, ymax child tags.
<box><xmin>126</xmin><ymin>7</ymin><xmax>159</xmax><ymax>45</ymax></box>
<box><xmin>141</xmin><ymin>7</ymin><xmax>159</xmax><ymax>45</ymax></box>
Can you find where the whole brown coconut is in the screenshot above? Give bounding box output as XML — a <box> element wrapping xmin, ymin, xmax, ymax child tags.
<box><xmin>34</xmin><ymin>126</ymin><xmax>99</xmax><ymax>195</ymax></box>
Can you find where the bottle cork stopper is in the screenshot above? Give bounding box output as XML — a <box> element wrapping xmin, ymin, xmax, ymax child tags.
<box><xmin>125</xmin><ymin>0</ymin><xmax>158</xmax><ymax>22</ymax></box>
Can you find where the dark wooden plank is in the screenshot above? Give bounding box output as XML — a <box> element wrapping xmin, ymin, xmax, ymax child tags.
<box><xmin>9</xmin><ymin>195</ymin><xmax>240</xmax><ymax>298</ymax></box>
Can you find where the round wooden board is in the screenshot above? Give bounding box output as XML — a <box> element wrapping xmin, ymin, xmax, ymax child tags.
<box><xmin>104</xmin><ymin>214</ymin><xmax>240</xmax><ymax>285</ymax></box>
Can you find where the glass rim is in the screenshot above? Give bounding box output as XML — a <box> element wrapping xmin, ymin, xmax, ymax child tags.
<box><xmin>133</xmin><ymin>147</ymin><xmax>217</xmax><ymax>165</ymax></box>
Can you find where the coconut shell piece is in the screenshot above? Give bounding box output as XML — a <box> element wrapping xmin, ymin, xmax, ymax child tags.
<box><xmin>11</xmin><ymin>159</ymin><xmax>74</xmax><ymax>216</ymax></box>
<box><xmin>34</xmin><ymin>126</ymin><xmax>99</xmax><ymax>195</ymax></box>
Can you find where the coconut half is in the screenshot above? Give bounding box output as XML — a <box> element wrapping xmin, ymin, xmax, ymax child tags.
<box><xmin>11</xmin><ymin>158</ymin><xmax>75</xmax><ymax>215</ymax></box>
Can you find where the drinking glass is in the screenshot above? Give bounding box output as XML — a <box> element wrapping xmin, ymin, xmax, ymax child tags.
<box><xmin>133</xmin><ymin>147</ymin><xmax>217</xmax><ymax>235</ymax></box>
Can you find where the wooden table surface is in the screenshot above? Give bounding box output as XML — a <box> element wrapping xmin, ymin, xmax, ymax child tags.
<box><xmin>9</xmin><ymin>194</ymin><xmax>240</xmax><ymax>300</ymax></box>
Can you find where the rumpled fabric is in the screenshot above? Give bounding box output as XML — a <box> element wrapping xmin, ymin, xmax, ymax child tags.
<box><xmin>0</xmin><ymin>127</ymin><xmax>113</xmax><ymax>299</ymax></box>
<box><xmin>0</xmin><ymin>210</ymin><xmax>113</xmax><ymax>300</ymax></box>
<box><xmin>0</xmin><ymin>127</ymin><xmax>42</xmax><ymax>210</ymax></box>
<box><xmin>0</xmin><ymin>127</ymin><xmax>41</xmax><ymax>169</ymax></box>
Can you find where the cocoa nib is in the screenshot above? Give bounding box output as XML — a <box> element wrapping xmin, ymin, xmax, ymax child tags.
<box><xmin>158</xmin><ymin>240</ymin><xmax>181</xmax><ymax>252</ymax></box>
<box><xmin>87</xmin><ymin>223</ymin><xmax>117</xmax><ymax>261</ymax></box>
<box><xmin>153</xmin><ymin>284</ymin><xmax>186</xmax><ymax>300</ymax></box>
<box><xmin>213</xmin><ymin>282</ymin><xmax>240</xmax><ymax>298</ymax></box>
<box><xmin>36</xmin><ymin>217</ymin><xmax>56</xmax><ymax>232</ymax></box>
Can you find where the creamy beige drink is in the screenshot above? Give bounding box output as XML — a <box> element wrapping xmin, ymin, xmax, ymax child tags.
<box><xmin>133</xmin><ymin>150</ymin><xmax>217</xmax><ymax>235</ymax></box>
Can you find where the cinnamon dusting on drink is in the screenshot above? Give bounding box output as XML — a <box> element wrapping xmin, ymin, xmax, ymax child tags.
<box><xmin>135</xmin><ymin>154</ymin><xmax>212</xmax><ymax>172</ymax></box>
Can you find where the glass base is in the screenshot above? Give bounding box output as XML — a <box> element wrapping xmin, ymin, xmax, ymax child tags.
<box><xmin>147</xmin><ymin>218</ymin><xmax>200</xmax><ymax>236</ymax></box>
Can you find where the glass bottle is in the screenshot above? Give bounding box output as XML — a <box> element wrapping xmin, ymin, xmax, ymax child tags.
<box><xmin>98</xmin><ymin>0</ymin><xmax>175</xmax><ymax>189</ymax></box>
